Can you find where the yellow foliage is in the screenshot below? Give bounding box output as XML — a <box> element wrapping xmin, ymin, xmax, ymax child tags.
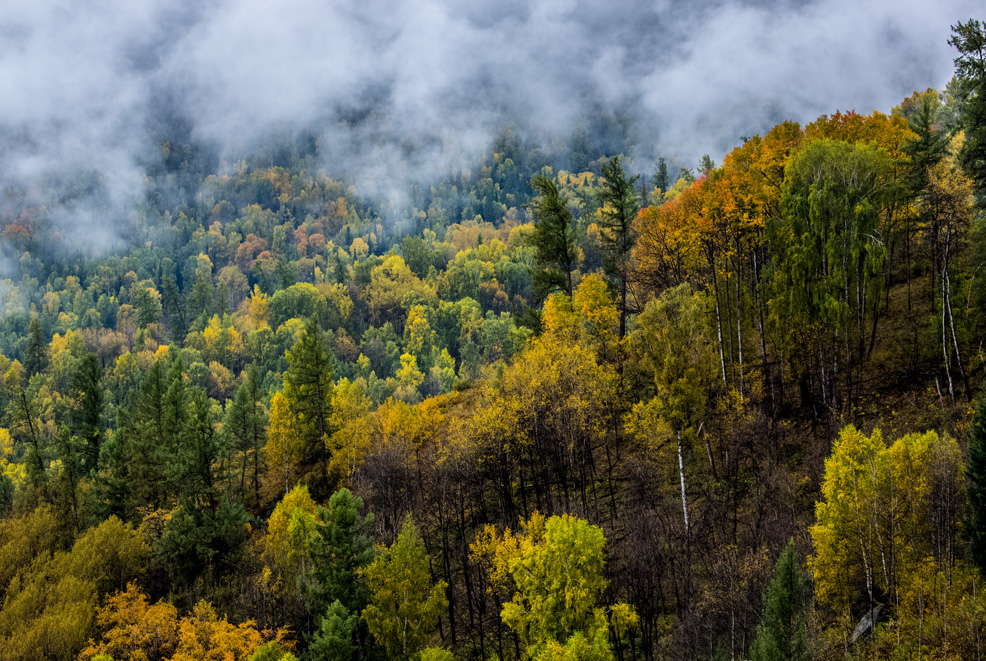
<box><xmin>266</xmin><ymin>392</ymin><xmax>306</xmax><ymax>495</ymax></box>
<box><xmin>82</xmin><ymin>583</ymin><xmax>290</xmax><ymax>661</ymax></box>
<box><xmin>263</xmin><ymin>484</ymin><xmax>317</xmax><ymax>594</ymax></box>
<box><xmin>811</xmin><ymin>426</ymin><xmax>963</xmax><ymax>623</ymax></box>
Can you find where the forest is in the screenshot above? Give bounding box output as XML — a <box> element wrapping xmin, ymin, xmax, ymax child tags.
<box><xmin>0</xmin><ymin>15</ymin><xmax>985</xmax><ymax>661</ymax></box>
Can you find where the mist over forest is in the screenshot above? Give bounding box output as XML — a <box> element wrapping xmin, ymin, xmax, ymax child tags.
<box><xmin>1</xmin><ymin>0</ymin><xmax>977</xmax><ymax>251</ymax></box>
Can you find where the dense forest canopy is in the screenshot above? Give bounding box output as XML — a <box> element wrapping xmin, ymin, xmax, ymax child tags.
<box><xmin>2</xmin><ymin>5</ymin><xmax>986</xmax><ymax>661</ymax></box>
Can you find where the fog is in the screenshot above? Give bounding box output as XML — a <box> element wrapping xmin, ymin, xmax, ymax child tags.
<box><xmin>0</xmin><ymin>0</ymin><xmax>978</xmax><ymax>253</ymax></box>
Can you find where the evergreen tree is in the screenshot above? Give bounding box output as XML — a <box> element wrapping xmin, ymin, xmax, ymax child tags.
<box><xmin>127</xmin><ymin>359</ymin><xmax>170</xmax><ymax>509</ymax></box>
<box><xmin>651</xmin><ymin>157</ymin><xmax>670</xmax><ymax>197</ymax></box>
<box><xmin>283</xmin><ymin>316</ymin><xmax>333</xmax><ymax>491</ymax></box>
<box><xmin>308</xmin><ymin>600</ymin><xmax>357</xmax><ymax>661</ymax></box>
<box><xmin>223</xmin><ymin>364</ymin><xmax>266</xmax><ymax>506</ymax></box>
<box><xmin>301</xmin><ymin>488</ymin><xmax>375</xmax><ymax>619</ymax></box>
<box><xmin>527</xmin><ymin>173</ymin><xmax>578</xmax><ymax>299</ymax></box>
<box><xmin>967</xmin><ymin>392</ymin><xmax>986</xmax><ymax>571</ymax></box>
<box><xmin>190</xmin><ymin>269</ymin><xmax>214</xmax><ymax>326</ymax></box>
<box><xmin>598</xmin><ymin>155</ymin><xmax>639</xmax><ymax>339</ymax></box>
<box><xmin>53</xmin><ymin>427</ymin><xmax>84</xmax><ymax>531</ymax></box>
<box><xmin>161</xmin><ymin>274</ymin><xmax>188</xmax><ymax>345</ymax></box>
<box><xmin>93</xmin><ymin>416</ymin><xmax>130</xmax><ymax>521</ymax></box>
<box><xmin>68</xmin><ymin>353</ymin><xmax>104</xmax><ymax>473</ymax></box>
<box><xmin>171</xmin><ymin>387</ymin><xmax>222</xmax><ymax>509</ymax></box>
<box><xmin>950</xmin><ymin>19</ymin><xmax>986</xmax><ymax>204</ymax></box>
<box><xmin>903</xmin><ymin>94</ymin><xmax>949</xmax><ymax>196</ymax></box>
<box><xmin>133</xmin><ymin>288</ymin><xmax>161</xmax><ymax>328</ymax></box>
<box><xmin>700</xmin><ymin>154</ymin><xmax>716</xmax><ymax>174</ymax></box>
<box><xmin>749</xmin><ymin>539</ymin><xmax>809</xmax><ymax>661</ymax></box>
<box><xmin>24</xmin><ymin>317</ymin><xmax>48</xmax><ymax>377</ymax></box>
<box><xmin>215</xmin><ymin>279</ymin><xmax>232</xmax><ymax>318</ymax></box>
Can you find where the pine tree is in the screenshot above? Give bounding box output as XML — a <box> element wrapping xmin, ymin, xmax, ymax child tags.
<box><xmin>527</xmin><ymin>173</ymin><xmax>578</xmax><ymax>299</ymax></box>
<box><xmin>749</xmin><ymin>539</ymin><xmax>809</xmax><ymax>661</ymax></box>
<box><xmin>967</xmin><ymin>392</ymin><xmax>986</xmax><ymax>571</ymax></box>
<box><xmin>950</xmin><ymin>19</ymin><xmax>986</xmax><ymax>204</ymax></box>
<box><xmin>69</xmin><ymin>353</ymin><xmax>104</xmax><ymax>473</ymax></box>
<box><xmin>24</xmin><ymin>317</ymin><xmax>48</xmax><ymax>377</ymax></box>
<box><xmin>283</xmin><ymin>316</ymin><xmax>333</xmax><ymax>491</ymax></box>
<box><xmin>223</xmin><ymin>366</ymin><xmax>266</xmax><ymax>505</ymax></box>
<box><xmin>903</xmin><ymin>94</ymin><xmax>949</xmax><ymax>196</ymax></box>
<box><xmin>161</xmin><ymin>274</ymin><xmax>188</xmax><ymax>345</ymax></box>
<box><xmin>302</xmin><ymin>488</ymin><xmax>375</xmax><ymax>618</ymax></box>
<box><xmin>651</xmin><ymin>157</ymin><xmax>670</xmax><ymax>197</ymax></box>
<box><xmin>308</xmin><ymin>600</ymin><xmax>357</xmax><ymax>661</ymax></box>
<box><xmin>598</xmin><ymin>155</ymin><xmax>639</xmax><ymax>339</ymax></box>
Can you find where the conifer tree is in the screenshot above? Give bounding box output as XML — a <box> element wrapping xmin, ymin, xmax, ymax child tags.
<box><xmin>903</xmin><ymin>94</ymin><xmax>949</xmax><ymax>196</ymax></box>
<box><xmin>967</xmin><ymin>392</ymin><xmax>986</xmax><ymax>571</ymax></box>
<box><xmin>749</xmin><ymin>539</ymin><xmax>809</xmax><ymax>661</ymax></box>
<box><xmin>283</xmin><ymin>316</ymin><xmax>333</xmax><ymax>490</ymax></box>
<box><xmin>303</xmin><ymin>488</ymin><xmax>375</xmax><ymax>661</ymax></box>
<box><xmin>302</xmin><ymin>488</ymin><xmax>375</xmax><ymax>618</ymax></box>
<box><xmin>527</xmin><ymin>173</ymin><xmax>578</xmax><ymax>299</ymax></box>
<box><xmin>69</xmin><ymin>353</ymin><xmax>104</xmax><ymax>473</ymax></box>
<box><xmin>223</xmin><ymin>364</ymin><xmax>266</xmax><ymax>505</ymax></box>
<box><xmin>24</xmin><ymin>317</ymin><xmax>48</xmax><ymax>377</ymax></box>
<box><xmin>651</xmin><ymin>157</ymin><xmax>670</xmax><ymax>196</ymax></box>
<box><xmin>950</xmin><ymin>19</ymin><xmax>986</xmax><ymax>204</ymax></box>
<box><xmin>598</xmin><ymin>155</ymin><xmax>639</xmax><ymax>339</ymax></box>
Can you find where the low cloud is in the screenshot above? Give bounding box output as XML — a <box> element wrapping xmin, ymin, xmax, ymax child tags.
<box><xmin>0</xmin><ymin>0</ymin><xmax>978</xmax><ymax>253</ymax></box>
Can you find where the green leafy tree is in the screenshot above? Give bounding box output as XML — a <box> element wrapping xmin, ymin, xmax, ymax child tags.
<box><xmin>749</xmin><ymin>540</ymin><xmax>810</xmax><ymax>661</ymax></box>
<box><xmin>362</xmin><ymin>517</ymin><xmax>448</xmax><ymax>660</ymax></box>
<box><xmin>528</xmin><ymin>173</ymin><xmax>578</xmax><ymax>299</ymax></box>
<box><xmin>478</xmin><ymin>513</ymin><xmax>637</xmax><ymax>661</ymax></box>
<box><xmin>250</xmin><ymin>642</ymin><xmax>299</xmax><ymax>661</ymax></box>
<box><xmin>769</xmin><ymin>138</ymin><xmax>892</xmax><ymax>408</ymax></box>
<box><xmin>5</xmin><ymin>360</ymin><xmax>46</xmax><ymax>489</ymax></box>
<box><xmin>630</xmin><ymin>283</ymin><xmax>719</xmax><ymax>535</ymax></box>
<box><xmin>597</xmin><ymin>156</ymin><xmax>639</xmax><ymax>339</ymax></box>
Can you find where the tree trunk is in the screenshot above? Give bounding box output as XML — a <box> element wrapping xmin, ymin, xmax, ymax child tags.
<box><xmin>677</xmin><ymin>429</ymin><xmax>689</xmax><ymax>537</ymax></box>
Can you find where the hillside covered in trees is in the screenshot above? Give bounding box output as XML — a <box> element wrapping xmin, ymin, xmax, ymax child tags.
<box><xmin>1</xmin><ymin>14</ymin><xmax>986</xmax><ymax>661</ymax></box>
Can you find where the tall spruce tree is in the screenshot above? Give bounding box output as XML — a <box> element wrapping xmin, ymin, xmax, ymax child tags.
<box><xmin>24</xmin><ymin>317</ymin><xmax>48</xmax><ymax>377</ymax></box>
<box><xmin>598</xmin><ymin>155</ymin><xmax>639</xmax><ymax>339</ymax></box>
<box><xmin>284</xmin><ymin>316</ymin><xmax>333</xmax><ymax>491</ymax></box>
<box><xmin>527</xmin><ymin>173</ymin><xmax>578</xmax><ymax>299</ymax></box>
<box><xmin>903</xmin><ymin>94</ymin><xmax>949</xmax><ymax>196</ymax></box>
<box><xmin>223</xmin><ymin>364</ymin><xmax>266</xmax><ymax>506</ymax></box>
<box><xmin>652</xmin><ymin>157</ymin><xmax>670</xmax><ymax>196</ymax></box>
<box><xmin>749</xmin><ymin>539</ymin><xmax>809</xmax><ymax>661</ymax></box>
<box><xmin>68</xmin><ymin>353</ymin><xmax>104</xmax><ymax>473</ymax></box>
<box><xmin>967</xmin><ymin>392</ymin><xmax>986</xmax><ymax>570</ymax></box>
<box><xmin>950</xmin><ymin>19</ymin><xmax>986</xmax><ymax>204</ymax></box>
